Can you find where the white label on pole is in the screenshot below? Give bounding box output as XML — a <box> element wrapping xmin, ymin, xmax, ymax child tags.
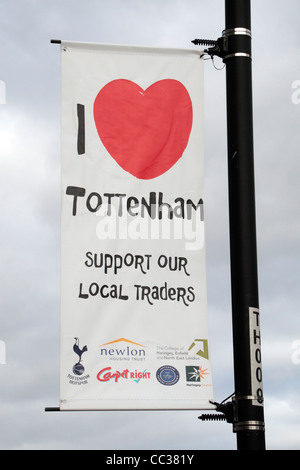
<box><xmin>59</xmin><ymin>41</ymin><xmax>214</xmax><ymax>410</ymax></box>
<box><xmin>249</xmin><ymin>307</ymin><xmax>264</xmax><ymax>406</ymax></box>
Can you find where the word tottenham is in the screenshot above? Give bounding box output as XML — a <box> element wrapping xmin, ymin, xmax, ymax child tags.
<box><xmin>66</xmin><ymin>187</ymin><xmax>204</xmax><ymax>220</ymax></box>
<box><xmin>66</xmin><ymin>187</ymin><xmax>205</xmax><ymax>250</ymax></box>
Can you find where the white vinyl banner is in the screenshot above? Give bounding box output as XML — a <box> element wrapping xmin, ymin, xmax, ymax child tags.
<box><xmin>59</xmin><ymin>41</ymin><xmax>214</xmax><ymax>410</ymax></box>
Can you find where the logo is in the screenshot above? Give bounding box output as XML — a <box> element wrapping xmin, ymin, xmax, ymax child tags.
<box><xmin>72</xmin><ymin>337</ymin><xmax>88</xmax><ymax>375</ymax></box>
<box><xmin>188</xmin><ymin>339</ymin><xmax>209</xmax><ymax>360</ymax></box>
<box><xmin>96</xmin><ymin>367</ymin><xmax>150</xmax><ymax>383</ymax></box>
<box><xmin>99</xmin><ymin>338</ymin><xmax>146</xmax><ymax>361</ymax></box>
<box><xmin>185</xmin><ymin>365</ymin><xmax>209</xmax><ymax>383</ymax></box>
<box><xmin>156</xmin><ymin>365</ymin><xmax>180</xmax><ymax>386</ymax></box>
<box><xmin>67</xmin><ymin>337</ymin><xmax>90</xmax><ymax>386</ymax></box>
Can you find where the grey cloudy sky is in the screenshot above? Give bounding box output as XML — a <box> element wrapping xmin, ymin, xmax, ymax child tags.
<box><xmin>0</xmin><ymin>0</ymin><xmax>299</xmax><ymax>450</ymax></box>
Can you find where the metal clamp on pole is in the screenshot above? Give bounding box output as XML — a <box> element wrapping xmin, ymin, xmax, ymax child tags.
<box><xmin>222</xmin><ymin>27</ymin><xmax>252</xmax><ymax>62</ymax></box>
<box><xmin>233</xmin><ymin>421</ymin><xmax>265</xmax><ymax>433</ymax></box>
<box><xmin>192</xmin><ymin>27</ymin><xmax>252</xmax><ymax>62</ymax></box>
<box><xmin>231</xmin><ymin>396</ymin><xmax>265</xmax><ymax>436</ymax></box>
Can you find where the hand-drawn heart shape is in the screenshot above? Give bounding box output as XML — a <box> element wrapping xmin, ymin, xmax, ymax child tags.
<box><xmin>93</xmin><ymin>79</ymin><xmax>193</xmax><ymax>179</ymax></box>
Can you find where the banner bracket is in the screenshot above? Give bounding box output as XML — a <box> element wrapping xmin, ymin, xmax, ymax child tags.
<box><xmin>198</xmin><ymin>392</ymin><xmax>236</xmax><ymax>424</ymax></box>
<box><xmin>191</xmin><ymin>37</ymin><xmax>227</xmax><ymax>59</ymax></box>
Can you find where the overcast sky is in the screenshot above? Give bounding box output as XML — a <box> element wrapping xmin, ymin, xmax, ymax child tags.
<box><xmin>0</xmin><ymin>0</ymin><xmax>300</xmax><ymax>450</ymax></box>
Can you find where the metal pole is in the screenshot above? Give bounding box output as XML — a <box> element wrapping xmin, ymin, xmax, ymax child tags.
<box><xmin>224</xmin><ymin>0</ymin><xmax>266</xmax><ymax>449</ymax></box>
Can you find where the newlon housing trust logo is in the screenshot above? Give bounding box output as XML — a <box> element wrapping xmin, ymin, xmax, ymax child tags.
<box><xmin>99</xmin><ymin>338</ymin><xmax>146</xmax><ymax>361</ymax></box>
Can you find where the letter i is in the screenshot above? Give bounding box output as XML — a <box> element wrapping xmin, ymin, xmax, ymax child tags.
<box><xmin>77</xmin><ymin>104</ymin><xmax>85</xmax><ymax>155</ymax></box>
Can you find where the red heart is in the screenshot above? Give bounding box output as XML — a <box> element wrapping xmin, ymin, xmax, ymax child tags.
<box><xmin>93</xmin><ymin>79</ymin><xmax>193</xmax><ymax>180</ymax></box>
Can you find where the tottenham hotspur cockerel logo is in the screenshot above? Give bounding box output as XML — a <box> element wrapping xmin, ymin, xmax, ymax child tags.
<box><xmin>72</xmin><ymin>337</ymin><xmax>88</xmax><ymax>376</ymax></box>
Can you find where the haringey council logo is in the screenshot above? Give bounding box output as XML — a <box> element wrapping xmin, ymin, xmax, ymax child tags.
<box><xmin>185</xmin><ymin>365</ymin><xmax>209</xmax><ymax>383</ymax></box>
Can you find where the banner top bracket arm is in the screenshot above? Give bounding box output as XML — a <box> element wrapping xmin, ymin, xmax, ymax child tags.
<box><xmin>191</xmin><ymin>37</ymin><xmax>227</xmax><ymax>59</ymax></box>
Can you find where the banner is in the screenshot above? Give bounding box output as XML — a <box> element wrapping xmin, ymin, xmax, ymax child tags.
<box><xmin>59</xmin><ymin>41</ymin><xmax>214</xmax><ymax>410</ymax></box>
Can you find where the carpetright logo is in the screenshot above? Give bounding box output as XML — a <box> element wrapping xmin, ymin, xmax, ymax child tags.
<box><xmin>99</xmin><ymin>338</ymin><xmax>146</xmax><ymax>362</ymax></box>
<box><xmin>96</xmin><ymin>367</ymin><xmax>151</xmax><ymax>383</ymax></box>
